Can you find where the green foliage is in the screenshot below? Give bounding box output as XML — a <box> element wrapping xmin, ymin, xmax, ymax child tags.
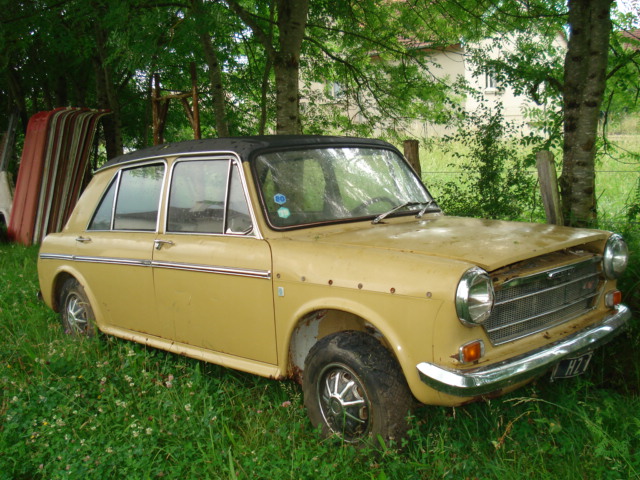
<box><xmin>301</xmin><ymin>0</ymin><xmax>466</xmax><ymax>139</ymax></box>
<box><xmin>434</xmin><ymin>104</ymin><xmax>541</xmax><ymax>221</ymax></box>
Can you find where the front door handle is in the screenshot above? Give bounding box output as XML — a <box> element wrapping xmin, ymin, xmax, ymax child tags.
<box><xmin>75</xmin><ymin>236</ymin><xmax>92</xmax><ymax>243</ymax></box>
<box><xmin>154</xmin><ymin>239</ymin><xmax>174</xmax><ymax>250</ymax></box>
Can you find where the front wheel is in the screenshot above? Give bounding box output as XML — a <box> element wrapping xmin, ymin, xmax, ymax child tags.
<box><xmin>302</xmin><ymin>331</ymin><xmax>414</xmax><ymax>444</ymax></box>
<box><xmin>59</xmin><ymin>278</ymin><xmax>96</xmax><ymax>337</ymax></box>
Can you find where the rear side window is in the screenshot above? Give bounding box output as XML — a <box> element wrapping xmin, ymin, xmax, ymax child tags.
<box><xmin>88</xmin><ymin>163</ymin><xmax>165</xmax><ymax>231</ymax></box>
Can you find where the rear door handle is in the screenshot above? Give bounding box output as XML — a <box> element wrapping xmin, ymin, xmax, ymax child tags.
<box><xmin>75</xmin><ymin>236</ymin><xmax>92</xmax><ymax>243</ymax></box>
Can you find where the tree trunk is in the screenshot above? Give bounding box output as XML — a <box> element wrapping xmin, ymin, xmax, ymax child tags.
<box><xmin>200</xmin><ymin>34</ymin><xmax>231</xmax><ymax>137</ymax></box>
<box><xmin>560</xmin><ymin>0</ymin><xmax>613</xmax><ymax>227</ymax></box>
<box><xmin>192</xmin><ymin>0</ymin><xmax>230</xmax><ymax>137</ymax></box>
<box><xmin>225</xmin><ymin>0</ymin><xmax>308</xmax><ymax>135</ymax></box>
<box><xmin>93</xmin><ymin>21</ymin><xmax>123</xmax><ymax>158</ymax></box>
<box><xmin>274</xmin><ymin>0</ymin><xmax>308</xmax><ymax>135</ymax></box>
<box><xmin>259</xmin><ymin>56</ymin><xmax>272</xmax><ymax>135</ymax></box>
<box><xmin>5</xmin><ymin>65</ymin><xmax>29</xmax><ymax>133</ymax></box>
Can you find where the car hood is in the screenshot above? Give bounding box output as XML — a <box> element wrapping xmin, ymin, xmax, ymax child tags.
<box><xmin>291</xmin><ymin>216</ymin><xmax>607</xmax><ymax>272</ymax></box>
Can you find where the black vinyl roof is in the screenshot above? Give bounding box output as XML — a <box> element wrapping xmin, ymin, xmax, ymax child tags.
<box><xmin>99</xmin><ymin>135</ymin><xmax>397</xmax><ymax>170</ymax></box>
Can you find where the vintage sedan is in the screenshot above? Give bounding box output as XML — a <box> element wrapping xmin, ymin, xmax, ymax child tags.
<box><xmin>37</xmin><ymin>135</ymin><xmax>631</xmax><ymax>443</ymax></box>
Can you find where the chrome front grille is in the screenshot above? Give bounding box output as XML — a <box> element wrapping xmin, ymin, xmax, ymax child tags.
<box><xmin>484</xmin><ymin>259</ymin><xmax>601</xmax><ymax>345</ymax></box>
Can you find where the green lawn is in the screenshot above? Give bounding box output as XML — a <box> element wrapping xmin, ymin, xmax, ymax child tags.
<box><xmin>1</xmin><ymin>243</ymin><xmax>639</xmax><ymax>479</ymax></box>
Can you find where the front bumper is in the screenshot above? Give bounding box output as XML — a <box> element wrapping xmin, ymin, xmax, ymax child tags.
<box><xmin>417</xmin><ymin>304</ymin><xmax>631</xmax><ymax>397</ymax></box>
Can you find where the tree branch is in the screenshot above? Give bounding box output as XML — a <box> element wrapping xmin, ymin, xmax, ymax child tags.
<box><xmin>223</xmin><ymin>0</ymin><xmax>276</xmax><ymax>58</ymax></box>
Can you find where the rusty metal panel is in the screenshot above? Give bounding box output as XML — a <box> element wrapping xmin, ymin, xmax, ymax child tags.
<box><xmin>8</xmin><ymin>107</ymin><xmax>110</xmax><ymax>245</ymax></box>
<box><xmin>7</xmin><ymin>109</ymin><xmax>59</xmax><ymax>245</ymax></box>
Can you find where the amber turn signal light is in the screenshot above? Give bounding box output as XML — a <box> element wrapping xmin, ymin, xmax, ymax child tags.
<box><xmin>459</xmin><ymin>340</ymin><xmax>485</xmax><ymax>364</ymax></box>
<box><xmin>605</xmin><ymin>290</ymin><xmax>622</xmax><ymax>308</ymax></box>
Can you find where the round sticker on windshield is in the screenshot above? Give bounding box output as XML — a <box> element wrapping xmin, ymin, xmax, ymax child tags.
<box><xmin>277</xmin><ymin>207</ymin><xmax>291</xmax><ymax>219</ymax></box>
<box><xmin>274</xmin><ymin>193</ymin><xmax>287</xmax><ymax>205</ymax></box>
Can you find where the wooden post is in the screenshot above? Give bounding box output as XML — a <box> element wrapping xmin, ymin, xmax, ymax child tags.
<box><xmin>190</xmin><ymin>62</ymin><xmax>201</xmax><ymax>140</ymax></box>
<box><xmin>152</xmin><ymin>67</ymin><xmax>201</xmax><ymax>144</ymax></box>
<box><xmin>403</xmin><ymin>139</ymin><xmax>421</xmax><ymax>178</ymax></box>
<box><xmin>152</xmin><ymin>74</ymin><xmax>168</xmax><ymax>145</ymax></box>
<box><xmin>536</xmin><ymin>150</ymin><xmax>564</xmax><ymax>225</ymax></box>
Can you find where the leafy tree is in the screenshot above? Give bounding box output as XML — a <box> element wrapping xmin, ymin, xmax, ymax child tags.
<box><xmin>225</xmin><ymin>0</ymin><xmax>309</xmax><ymax>135</ymax></box>
<box><xmin>429</xmin><ymin>0</ymin><xmax>638</xmax><ymax>227</ymax></box>
<box><xmin>1</xmin><ymin>0</ymin><xmax>638</xmax><ymax>216</ymax></box>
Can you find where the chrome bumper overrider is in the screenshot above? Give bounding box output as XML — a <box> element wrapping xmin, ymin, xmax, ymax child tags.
<box><xmin>417</xmin><ymin>305</ymin><xmax>631</xmax><ymax>397</ymax></box>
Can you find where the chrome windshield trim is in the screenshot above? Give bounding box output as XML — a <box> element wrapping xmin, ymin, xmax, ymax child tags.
<box><xmin>39</xmin><ymin>254</ymin><xmax>271</xmax><ymax>279</ymax></box>
<box><xmin>417</xmin><ymin>304</ymin><xmax>630</xmax><ymax>397</ymax></box>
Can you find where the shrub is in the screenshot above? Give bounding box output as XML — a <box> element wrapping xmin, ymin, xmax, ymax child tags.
<box><xmin>435</xmin><ymin>103</ymin><xmax>540</xmax><ymax>221</ymax></box>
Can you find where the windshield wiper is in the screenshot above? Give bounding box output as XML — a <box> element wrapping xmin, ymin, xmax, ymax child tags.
<box><xmin>372</xmin><ymin>201</ymin><xmax>428</xmax><ymax>224</ymax></box>
<box><xmin>416</xmin><ymin>200</ymin><xmax>440</xmax><ymax>218</ymax></box>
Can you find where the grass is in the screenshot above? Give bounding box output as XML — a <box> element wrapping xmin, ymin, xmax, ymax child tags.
<box><xmin>1</xmin><ymin>237</ymin><xmax>639</xmax><ymax>478</ymax></box>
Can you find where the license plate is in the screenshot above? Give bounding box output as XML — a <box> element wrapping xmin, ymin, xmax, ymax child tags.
<box><xmin>551</xmin><ymin>352</ymin><xmax>593</xmax><ymax>380</ymax></box>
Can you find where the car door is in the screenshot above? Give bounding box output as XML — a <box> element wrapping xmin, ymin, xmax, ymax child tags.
<box><xmin>152</xmin><ymin>157</ymin><xmax>277</xmax><ymax>364</ymax></box>
<box><xmin>79</xmin><ymin>162</ymin><xmax>166</xmax><ymax>336</ymax></box>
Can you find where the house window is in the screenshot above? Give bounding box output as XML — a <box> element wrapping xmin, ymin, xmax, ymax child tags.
<box><xmin>484</xmin><ymin>73</ymin><xmax>498</xmax><ymax>92</ymax></box>
<box><xmin>328</xmin><ymin>82</ymin><xmax>344</xmax><ymax>99</ymax></box>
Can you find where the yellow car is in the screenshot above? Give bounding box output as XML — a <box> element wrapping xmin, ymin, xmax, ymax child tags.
<box><xmin>38</xmin><ymin>136</ymin><xmax>631</xmax><ymax>443</ymax></box>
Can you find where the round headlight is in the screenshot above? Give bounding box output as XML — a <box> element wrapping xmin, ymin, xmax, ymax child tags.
<box><xmin>456</xmin><ymin>267</ymin><xmax>495</xmax><ymax>326</ymax></box>
<box><xmin>603</xmin><ymin>234</ymin><xmax>629</xmax><ymax>279</ymax></box>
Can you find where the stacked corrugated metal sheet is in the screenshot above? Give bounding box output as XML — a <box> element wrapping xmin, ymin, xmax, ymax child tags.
<box><xmin>8</xmin><ymin>107</ymin><xmax>110</xmax><ymax>245</ymax></box>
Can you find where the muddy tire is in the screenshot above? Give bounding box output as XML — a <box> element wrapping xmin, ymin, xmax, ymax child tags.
<box><xmin>59</xmin><ymin>278</ymin><xmax>96</xmax><ymax>337</ymax></box>
<box><xmin>302</xmin><ymin>331</ymin><xmax>413</xmax><ymax>445</ymax></box>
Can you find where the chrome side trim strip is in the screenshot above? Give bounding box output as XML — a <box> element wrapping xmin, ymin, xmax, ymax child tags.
<box><xmin>417</xmin><ymin>304</ymin><xmax>631</xmax><ymax>397</ymax></box>
<box><xmin>74</xmin><ymin>256</ymin><xmax>151</xmax><ymax>267</ymax></box>
<box><xmin>152</xmin><ymin>261</ymin><xmax>271</xmax><ymax>279</ymax></box>
<box><xmin>39</xmin><ymin>253</ymin><xmax>73</xmax><ymax>261</ymax></box>
<box><xmin>39</xmin><ymin>254</ymin><xmax>271</xmax><ymax>279</ymax></box>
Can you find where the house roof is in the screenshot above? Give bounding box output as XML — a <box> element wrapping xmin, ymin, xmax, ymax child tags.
<box><xmin>99</xmin><ymin>135</ymin><xmax>397</xmax><ymax>170</ymax></box>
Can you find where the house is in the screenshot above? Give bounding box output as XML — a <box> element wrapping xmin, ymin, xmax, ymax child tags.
<box><xmin>312</xmin><ymin>34</ymin><xmax>567</xmax><ymax>139</ymax></box>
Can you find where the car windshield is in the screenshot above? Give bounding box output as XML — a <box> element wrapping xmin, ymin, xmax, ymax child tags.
<box><xmin>254</xmin><ymin>146</ymin><xmax>436</xmax><ymax>228</ymax></box>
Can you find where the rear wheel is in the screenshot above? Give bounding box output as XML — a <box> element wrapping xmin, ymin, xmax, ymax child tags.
<box><xmin>59</xmin><ymin>278</ymin><xmax>96</xmax><ymax>337</ymax></box>
<box><xmin>302</xmin><ymin>331</ymin><xmax>413</xmax><ymax>444</ymax></box>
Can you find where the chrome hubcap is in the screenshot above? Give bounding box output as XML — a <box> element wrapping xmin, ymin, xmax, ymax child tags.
<box><xmin>318</xmin><ymin>364</ymin><xmax>370</xmax><ymax>440</ymax></box>
<box><xmin>65</xmin><ymin>294</ymin><xmax>89</xmax><ymax>334</ymax></box>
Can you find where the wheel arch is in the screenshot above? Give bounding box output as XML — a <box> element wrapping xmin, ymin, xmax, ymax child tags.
<box><xmin>48</xmin><ymin>267</ymin><xmax>100</xmax><ymax>324</ymax></box>
<box><xmin>285</xmin><ymin>300</ymin><xmax>407</xmax><ymax>385</ymax></box>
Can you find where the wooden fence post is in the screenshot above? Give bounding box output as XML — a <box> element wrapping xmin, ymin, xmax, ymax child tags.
<box><xmin>536</xmin><ymin>150</ymin><xmax>564</xmax><ymax>226</ymax></box>
<box><xmin>403</xmin><ymin>139</ymin><xmax>421</xmax><ymax>178</ymax></box>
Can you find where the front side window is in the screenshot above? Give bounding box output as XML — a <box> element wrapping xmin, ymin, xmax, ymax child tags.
<box><xmin>254</xmin><ymin>147</ymin><xmax>434</xmax><ymax>228</ymax></box>
<box><xmin>167</xmin><ymin>159</ymin><xmax>253</xmax><ymax>235</ymax></box>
